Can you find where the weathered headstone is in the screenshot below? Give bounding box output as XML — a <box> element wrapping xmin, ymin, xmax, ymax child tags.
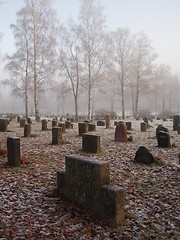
<box><xmin>57</xmin><ymin>155</ymin><xmax>125</xmax><ymax>225</ymax></box>
<box><xmin>134</xmin><ymin>146</ymin><xmax>154</xmax><ymax>164</ymax></box>
<box><xmin>105</xmin><ymin>114</ymin><xmax>110</xmax><ymax>129</ymax></box>
<box><xmin>0</xmin><ymin>119</ymin><xmax>8</xmax><ymax>132</ymax></box>
<box><xmin>82</xmin><ymin>134</ymin><xmax>100</xmax><ymax>153</ymax></box>
<box><xmin>173</xmin><ymin>115</ymin><xmax>180</xmax><ymax>131</ymax></box>
<box><xmin>115</xmin><ymin>123</ymin><xmax>127</xmax><ymax>143</ymax></box>
<box><xmin>42</xmin><ymin>119</ymin><xmax>48</xmax><ymax>131</ymax></box>
<box><xmin>20</xmin><ymin>118</ymin><xmax>26</xmax><ymax>128</ymax></box>
<box><xmin>7</xmin><ymin>137</ymin><xmax>21</xmax><ymax>167</ymax></box>
<box><xmin>24</xmin><ymin>124</ymin><xmax>31</xmax><ymax>137</ymax></box>
<box><xmin>156</xmin><ymin>125</ymin><xmax>169</xmax><ymax>138</ymax></box>
<box><xmin>78</xmin><ymin>122</ymin><xmax>88</xmax><ymax>136</ymax></box>
<box><xmin>141</xmin><ymin>122</ymin><xmax>147</xmax><ymax>132</ymax></box>
<box><xmin>58</xmin><ymin>122</ymin><xmax>66</xmax><ymax>133</ymax></box>
<box><xmin>52</xmin><ymin>127</ymin><xmax>62</xmax><ymax>145</ymax></box>
<box><xmin>97</xmin><ymin>120</ymin><xmax>105</xmax><ymax>126</ymax></box>
<box><xmin>88</xmin><ymin>123</ymin><xmax>96</xmax><ymax>132</ymax></box>
<box><xmin>126</xmin><ymin>121</ymin><xmax>132</xmax><ymax>131</ymax></box>
<box><xmin>158</xmin><ymin>131</ymin><xmax>171</xmax><ymax>148</ymax></box>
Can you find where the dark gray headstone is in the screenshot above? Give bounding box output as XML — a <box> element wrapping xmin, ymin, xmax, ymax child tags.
<box><xmin>78</xmin><ymin>122</ymin><xmax>88</xmax><ymax>136</ymax></box>
<box><xmin>158</xmin><ymin>131</ymin><xmax>171</xmax><ymax>148</ymax></box>
<box><xmin>141</xmin><ymin>122</ymin><xmax>147</xmax><ymax>132</ymax></box>
<box><xmin>7</xmin><ymin>137</ymin><xmax>21</xmax><ymax>167</ymax></box>
<box><xmin>134</xmin><ymin>146</ymin><xmax>154</xmax><ymax>164</ymax></box>
<box><xmin>173</xmin><ymin>115</ymin><xmax>180</xmax><ymax>131</ymax></box>
<box><xmin>0</xmin><ymin>119</ymin><xmax>8</xmax><ymax>132</ymax></box>
<box><xmin>82</xmin><ymin>134</ymin><xmax>100</xmax><ymax>153</ymax></box>
<box><xmin>156</xmin><ymin>125</ymin><xmax>169</xmax><ymax>138</ymax></box>
<box><xmin>42</xmin><ymin>119</ymin><xmax>48</xmax><ymax>131</ymax></box>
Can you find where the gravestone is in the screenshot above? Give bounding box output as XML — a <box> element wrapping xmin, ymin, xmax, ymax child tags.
<box><xmin>7</xmin><ymin>137</ymin><xmax>21</xmax><ymax>167</ymax></box>
<box><xmin>143</xmin><ymin>117</ymin><xmax>149</xmax><ymax>128</ymax></box>
<box><xmin>173</xmin><ymin>115</ymin><xmax>180</xmax><ymax>131</ymax></box>
<box><xmin>78</xmin><ymin>122</ymin><xmax>88</xmax><ymax>136</ymax></box>
<box><xmin>17</xmin><ymin>116</ymin><xmax>20</xmax><ymax>123</ymax></box>
<box><xmin>52</xmin><ymin>127</ymin><xmax>62</xmax><ymax>145</ymax></box>
<box><xmin>65</xmin><ymin>121</ymin><xmax>71</xmax><ymax>129</ymax></box>
<box><xmin>57</xmin><ymin>155</ymin><xmax>125</xmax><ymax>225</ymax></box>
<box><xmin>0</xmin><ymin>119</ymin><xmax>8</xmax><ymax>132</ymax></box>
<box><xmin>27</xmin><ymin>117</ymin><xmax>32</xmax><ymax>124</ymax></box>
<box><xmin>82</xmin><ymin>134</ymin><xmax>100</xmax><ymax>153</ymax></box>
<box><xmin>115</xmin><ymin>123</ymin><xmax>127</xmax><ymax>143</ymax></box>
<box><xmin>52</xmin><ymin>119</ymin><xmax>57</xmax><ymax>127</ymax></box>
<box><xmin>42</xmin><ymin>119</ymin><xmax>48</xmax><ymax>131</ymax></box>
<box><xmin>97</xmin><ymin>120</ymin><xmax>105</xmax><ymax>126</ymax></box>
<box><xmin>134</xmin><ymin>146</ymin><xmax>154</xmax><ymax>164</ymax></box>
<box><xmin>141</xmin><ymin>122</ymin><xmax>147</xmax><ymax>132</ymax></box>
<box><xmin>156</xmin><ymin>125</ymin><xmax>169</xmax><ymax>138</ymax></box>
<box><xmin>24</xmin><ymin>124</ymin><xmax>31</xmax><ymax>137</ymax></box>
<box><xmin>58</xmin><ymin>122</ymin><xmax>66</xmax><ymax>133</ymax></box>
<box><xmin>105</xmin><ymin>114</ymin><xmax>110</xmax><ymax>129</ymax></box>
<box><xmin>20</xmin><ymin>118</ymin><xmax>26</xmax><ymax>128</ymax></box>
<box><xmin>88</xmin><ymin>123</ymin><xmax>96</xmax><ymax>132</ymax></box>
<box><xmin>126</xmin><ymin>121</ymin><xmax>132</xmax><ymax>131</ymax></box>
<box><xmin>158</xmin><ymin>131</ymin><xmax>171</xmax><ymax>148</ymax></box>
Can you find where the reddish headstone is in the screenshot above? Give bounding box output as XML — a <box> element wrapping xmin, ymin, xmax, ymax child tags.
<box><xmin>115</xmin><ymin>123</ymin><xmax>127</xmax><ymax>143</ymax></box>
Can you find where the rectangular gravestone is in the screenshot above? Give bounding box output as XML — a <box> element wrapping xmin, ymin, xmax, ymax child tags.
<box><xmin>24</xmin><ymin>124</ymin><xmax>31</xmax><ymax>137</ymax></box>
<box><xmin>57</xmin><ymin>155</ymin><xmax>125</xmax><ymax>225</ymax></box>
<box><xmin>82</xmin><ymin>134</ymin><xmax>100</xmax><ymax>153</ymax></box>
<box><xmin>52</xmin><ymin>127</ymin><xmax>62</xmax><ymax>145</ymax></box>
<box><xmin>20</xmin><ymin>118</ymin><xmax>26</xmax><ymax>128</ymax></box>
<box><xmin>7</xmin><ymin>137</ymin><xmax>21</xmax><ymax>167</ymax></box>
<box><xmin>158</xmin><ymin>131</ymin><xmax>171</xmax><ymax>148</ymax></box>
<box><xmin>141</xmin><ymin>122</ymin><xmax>147</xmax><ymax>132</ymax></box>
<box><xmin>88</xmin><ymin>123</ymin><xmax>96</xmax><ymax>132</ymax></box>
<box><xmin>173</xmin><ymin>115</ymin><xmax>180</xmax><ymax>131</ymax></box>
<box><xmin>42</xmin><ymin>119</ymin><xmax>48</xmax><ymax>131</ymax></box>
<box><xmin>0</xmin><ymin>119</ymin><xmax>8</xmax><ymax>132</ymax></box>
<box><xmin>78</xmin><ymin>122</ymin><xmax>88</xmax><ymax>136</ymax></box>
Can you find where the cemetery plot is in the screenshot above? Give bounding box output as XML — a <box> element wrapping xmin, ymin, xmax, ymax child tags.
<box><xmin>0</xmin><ymin>118</ymin><xmax>179</xmax><ymax>239</ymax></box>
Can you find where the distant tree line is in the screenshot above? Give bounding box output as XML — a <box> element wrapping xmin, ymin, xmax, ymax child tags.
<box><xmin>3</xmin><ymin>0</ymin><xmax>180</xmax><ymax>120</ymax></box>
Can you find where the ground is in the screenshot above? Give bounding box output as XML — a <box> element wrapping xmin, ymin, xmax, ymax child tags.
<box><xmin>0</xmin><ymin>118</ymin><xmax>179</xmax><ymax>239</ymax></box>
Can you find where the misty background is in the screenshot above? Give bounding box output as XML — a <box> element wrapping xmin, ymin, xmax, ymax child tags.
<box><xmin>0</xmin><ymin>0</ymin><xmax>180</xmax><ymax>119</ymax></box>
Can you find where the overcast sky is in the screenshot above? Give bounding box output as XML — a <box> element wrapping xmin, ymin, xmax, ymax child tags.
<box><xmin>0</xmin><ymin>0</ymin><xmax>180</xmax><ymax>76</ymax></box>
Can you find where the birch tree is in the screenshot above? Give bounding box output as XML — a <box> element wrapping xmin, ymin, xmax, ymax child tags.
<box><xmin>4</xmin><ymin>7</ymin><xmax>32</xmax><ymax>119</ymax></box>
<box><xmin>58</xmin><ymin>21</ymin><xmax>83</xmax><ymax>121</ymax></box>
<box><xmin>79</xmin><ymin>0</ymin><xmax>107</xmax><ymax>120</ymax></box>
<box><xmin>131</xmin><ymin>32</ymin><xmax>157</xmax><ymax>118</ymax></box>
<box><xmin>26</xmin><ymin>0</ymin><xmax>59</xmax><ymax>120</ymax></box>
<box><xmin>110</xmin><ymin>28</ymin><xmax>132</xmax><ymax>119</ymax></box>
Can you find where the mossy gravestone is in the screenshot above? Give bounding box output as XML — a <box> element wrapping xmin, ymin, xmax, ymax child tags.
<box><xmin>42</xmin><ymin>119</ymin><xmax>48</xmax><ymax>131</ymax></box>
<box><xmin>24</xmin><ymin>124</ymin><xmax>31</xmax><ymax>137</ymax></box>
<box><xmin>157</xmin><ymin>131</ymin><xmax>171</xmax><ymax>148</ymax></box>
<box><xmin>52</xmin><ymin>127</ymin><xmax>62</xmax><ymax>145</ymax></box>
<box><xmin>78</xmin><ymin>122</ymin><xmax>88</xmax><ymax>136</ymax></box>
<box><xmin>57</xmin><ymin>155</ymin><xmax>125</xmax><ymax>225</ymax></box>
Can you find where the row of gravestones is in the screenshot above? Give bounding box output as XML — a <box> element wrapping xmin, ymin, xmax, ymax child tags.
<box><xmin>3</xmin><ymin>115</ymin><xmax>180</xmax><ymax>225</ymax></box>
<box><xmin>5</xmin><ymin>136</ymin><xmax>125</xmax><ymax>225</ymax></box>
